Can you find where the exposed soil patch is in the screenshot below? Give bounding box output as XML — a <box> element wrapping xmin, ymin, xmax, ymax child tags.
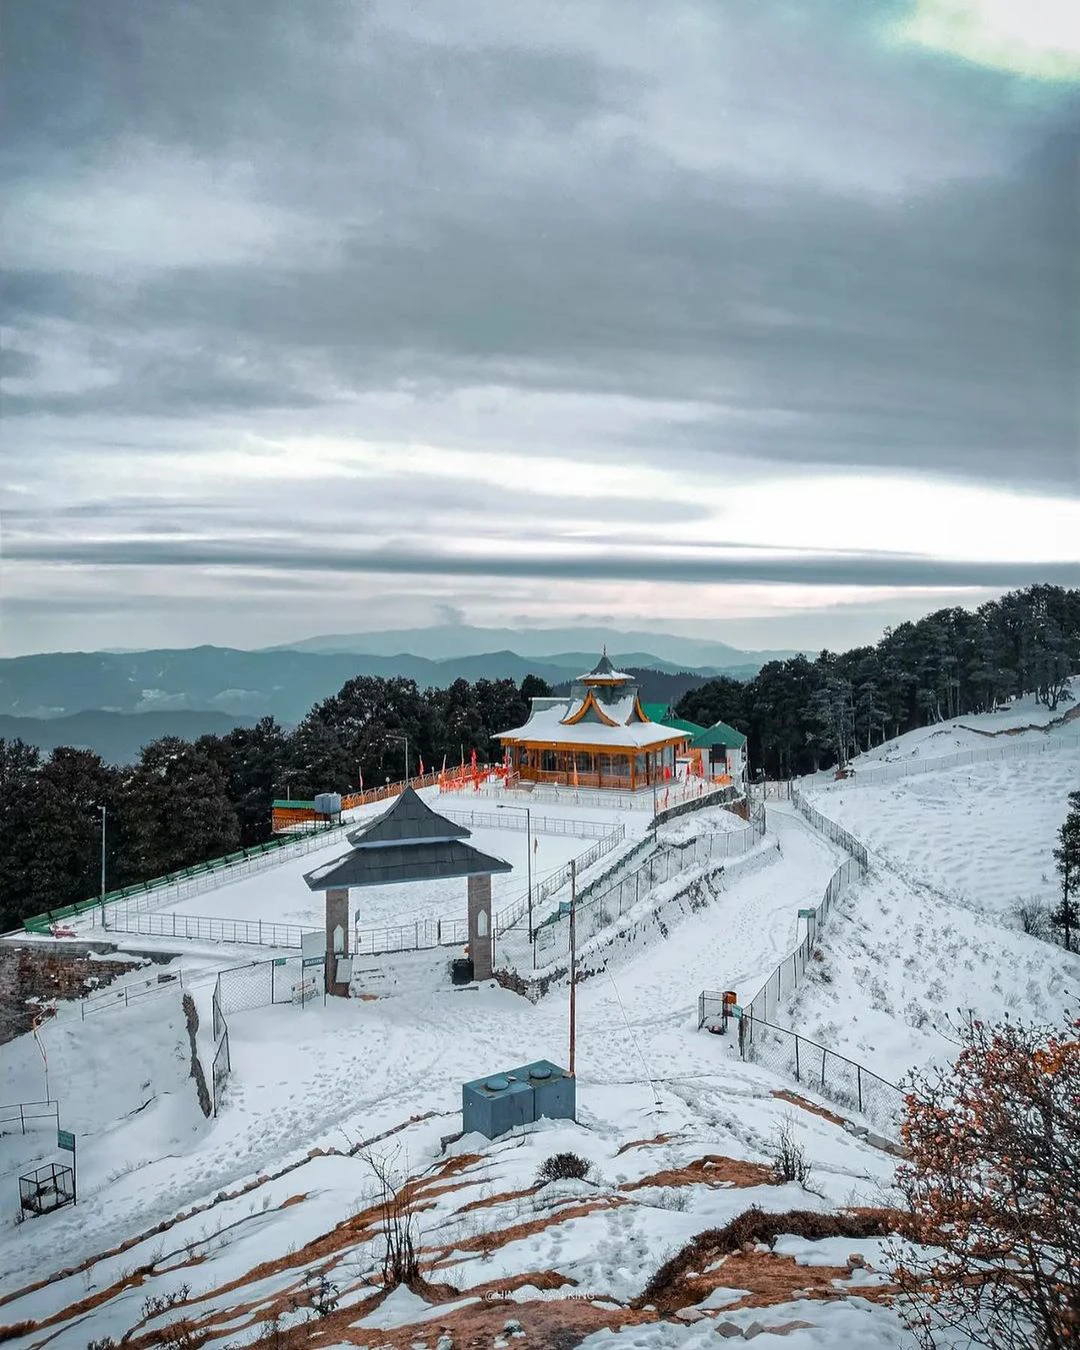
<box><xmin>615</xmin><ymin>1131</ymin><xmax>674</xmax><ymax>1155</ymax></box>
<box><xmin>771</xmin><ymin>1089</ymin><xmax>849</xmax><ymax>1128</ymax></box>
<box><xmin>638</xmin><ymin>1204</ymin><xmax>898</xmax><ymax>1312</ymax></box>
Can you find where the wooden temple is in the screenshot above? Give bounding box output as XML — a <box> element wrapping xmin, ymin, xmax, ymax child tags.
<box><xmin>497</xmin><ymin>653</ymin><xmax>690</xmax><ymax>791</ymax></box>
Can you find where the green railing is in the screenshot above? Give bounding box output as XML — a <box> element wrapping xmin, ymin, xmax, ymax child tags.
<box><xmin>21</xmin><ymin>829</ymin><xmax>340</xmax><ymax>934</ymax></box>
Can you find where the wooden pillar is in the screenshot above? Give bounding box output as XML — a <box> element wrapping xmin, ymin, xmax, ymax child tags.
<box><xmin>467</xmin><ymin>873</ymin><xmax>493</xmax><ymax>981</ymax></box>
<box><xmin>325</xmin><ymin>887</ymin><xmax>350</xmax><ymax>997</ymax></box>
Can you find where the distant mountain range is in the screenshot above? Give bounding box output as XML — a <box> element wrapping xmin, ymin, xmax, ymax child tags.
<box><xmin>0</xmin><ymin>626</ymin><xmax>799</xmax><ymax>763</ymax></box>
<box><xmin>276</xmin><ymin>624</ymin><xmax>797</xmax><ymax>668</ymax></box>
<box><xmin>0</xmin><ymin>710</ymin><xmax>260</xmax><ymax>765</ymax></box>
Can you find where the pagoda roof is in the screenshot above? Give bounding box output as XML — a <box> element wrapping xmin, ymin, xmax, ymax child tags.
<box><xmin>304</xmin><ymin>838</ymin><xmax>512</xmax><ymax>891</ymax></box>
<box><xmin>578</xmin><ymin>650</ymin><xmax>633</xmax><ymax>683</ymax></box>
<box><xmin>498</xmin><ymin>699</ymin><xmax>688</xmax><ymax>750</ymax></box>
<box><xmin>345</xmin><ymin>786</ymin><xmax>469</xmax><ymax>848</ymax></box>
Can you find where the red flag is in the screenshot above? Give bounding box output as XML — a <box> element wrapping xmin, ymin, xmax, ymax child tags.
<box><xmin>533</xmin><ymin>835</ymin><xmax>539</xmax><ymax>854</ymax></box>
<box><xmin>358</xmin><ymin>768</ymin><xmax>364</xmax><ymax>791</ymax></box>
<box><xmin>419</xmin><ymin>755</ymin><xmax>425</xmax><ymax>776</ymax></box>
<box><xmin>470</xmin><ymin>748</ymin><xmax>477</xmax><ymax>769</ymax></box>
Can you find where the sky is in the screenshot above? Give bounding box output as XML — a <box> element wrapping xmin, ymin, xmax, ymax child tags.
<box><xmin>2</xmin><ymin>0</ymin><xmax>1079</xmax><ymax>658</ymax></box>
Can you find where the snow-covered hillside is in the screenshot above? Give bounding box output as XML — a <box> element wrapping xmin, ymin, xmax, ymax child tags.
<box><xmin>2</xmin><ymin>742</ymin><xmax>1077</xmax><ymax>1348</ymax></box>
<box><xmin>793</xmin><ymin>719</ymin><xmax>1080</xmax><ymax>1083</ymax></box>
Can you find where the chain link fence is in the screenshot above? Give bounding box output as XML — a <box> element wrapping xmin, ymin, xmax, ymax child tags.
<box><xmin>209</xmin><ymin>956</ymin><xmax>321</xmax><ymax>1115</ymax></box>
<box><xmin>695</xmin><ymin>785</ymin><xmax>904</xmax><ymax>1132</ymax></box>
<box><xmin>740</xmin><ymin>1015</ymin><xmax>903</xmax><ymax>1134</ymax></box>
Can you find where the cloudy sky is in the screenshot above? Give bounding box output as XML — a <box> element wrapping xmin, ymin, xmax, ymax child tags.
<box><xmin>2</xmin><ymin>0</ymin><xmax>1078</xmax><ymax>657</ymax></box>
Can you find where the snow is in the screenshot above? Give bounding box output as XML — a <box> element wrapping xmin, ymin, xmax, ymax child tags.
<box><xmin>807</xmin><ymin>742</ymin><xmax>1080</xmax><ymax>920</ymax></box>
<box><xmin>790</xmin><ymin>730</ymin><xmax>1080</xmax><ymax>1084</ymax></box>
<box><xmin>5</xmin><ymin>708</ymin><xmax>1076</xmax><ymax>1349</ymax></box>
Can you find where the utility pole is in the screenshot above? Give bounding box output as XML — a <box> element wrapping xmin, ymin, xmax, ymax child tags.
<box><xmin>96</xmin><ymin>804</ymin><xmax>107</xmax><ymax>929</ymax></box>
<box><xmin>569</xmin><ymin>857</ymin><xmax>577</xmax><ymax>1077</ymax></box>
<box><xmin>526</xmin><ymin>805</ymin><xmax>533</xmax><ymax>967</ymax></box>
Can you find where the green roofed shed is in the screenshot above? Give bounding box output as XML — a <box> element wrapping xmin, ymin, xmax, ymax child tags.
<box><xmin>691</xmin><ymin>720</ymin><xmax>748</xmax><ymax>751</ymax></box>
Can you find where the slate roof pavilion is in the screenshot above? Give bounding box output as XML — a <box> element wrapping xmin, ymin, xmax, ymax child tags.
<box><xmin>304</xmin><ymin>787</ymin><xmax>512</xmax><ymax>892</ymax></box>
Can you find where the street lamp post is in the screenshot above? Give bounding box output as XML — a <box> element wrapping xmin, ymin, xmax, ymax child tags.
<box><xmin>388</xmin><ymin>733</ymin><xmax>410</xmax><ymax>783</ymax></box>
<box><xmin>497</xmin><ymin>803</ymin><xmax>533</xmax><ymax>967</ymax></box>
<box><xmin>95</xmin><ymin>804</ymin><xmax>107</xmax><ymax>929</ymax></box>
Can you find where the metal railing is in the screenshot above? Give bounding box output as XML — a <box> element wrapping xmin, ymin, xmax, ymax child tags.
<box><xmin>695</xmin><ymin>784</ymin><xmax>905</xmax><ymax>1129</ymax></box>
<box><xmin>807</xmin><ymin>728</ymin><xmax>1080</xmax><ymax>792</ymax></box>
<box><xmin>0</xmin><ymin>1100</ymin><xmax>59</xmax><ymax>1135</ymax></box>
<box><xmin>473</xmin><ymin>779</ymin><xmax>724</xmax><ymax>812</ymax></box>
<box><xmin>493</xmin><ymin>826</ymin><xmax>627</xmax><ymax>936</ymax></box>
<box><xmin>103</xmin><ymin>911</ymin><xmax>318</xmax><ymax>949</ymax></box>
<box><xmin>353</xmin><ymin>916</ymin><xmax>469</xmax><ymax>956</ymax></box>
<box><xmin>501</xmin><ymin>804</ymin><xmax>767</xmax><ymax>972</ymax></box>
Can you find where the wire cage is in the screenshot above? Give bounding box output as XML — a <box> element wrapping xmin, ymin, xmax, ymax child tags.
<box><xmin>19</xmin><ymin>1162</ymin><xmax>74</xmax><ymax>1217</ymax></box>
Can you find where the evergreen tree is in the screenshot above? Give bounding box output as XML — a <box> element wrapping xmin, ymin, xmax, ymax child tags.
<box><xmin>122</xmin><ymin>738</ymin><xmax>240</xmax><ymax>879</ymax></box>
<box><xmin>1051</xmin><ymin>790</ymin><xmax>1080</xmax><ymax>952</ymax></box>
<box><xmin>0</xmin><ymin>739</ymin><xmax>43</xmax><ymax>929</ymax></box>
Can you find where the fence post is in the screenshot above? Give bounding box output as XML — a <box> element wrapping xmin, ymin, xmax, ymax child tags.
<box><xmin>857</xmin><ymin>1065</ymin><xmax>863</xmax><ymax>1114</ymax></box>
<box><xmin>821</xmin><ymin>1045</ymin><xmax>827</xmax><ymax>1088</ymax></box>
<box><xmin>795</xmin><ymin>1034</ymin><xmax>800</xmax><ymax>1082</ymax></box>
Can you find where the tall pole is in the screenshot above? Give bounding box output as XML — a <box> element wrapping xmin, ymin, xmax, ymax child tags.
<box><xmin>526</xmin><ymin>806</ymin><xmax>534</xmax><ymax>969</ymax></box>
<box><xmin>404</xmin><ymin>735</ymin><xmax>409</xmax><ymax>783</ymax></box>
<box><xmin>97</xmin><ymin>805</ymin><xmax>107</xmax><ymax>929</ymax></box>
<box><xmin>569</xmin><ymin>857</ymin><xmax>577</xmax><ymax>1077</ymax></box>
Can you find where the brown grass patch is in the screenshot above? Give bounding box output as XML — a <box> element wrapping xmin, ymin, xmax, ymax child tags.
<box><xmin>622</xmin><ymin>1155</ymin><xmax>775</xmax><ymax>1192</ymax></box>
<box><xmin>637</xmin><ymin>1204</ymin><xmax>898</xmax><ymax>1312</ymax></box>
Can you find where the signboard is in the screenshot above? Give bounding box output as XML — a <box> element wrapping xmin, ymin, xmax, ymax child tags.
<box><xmin>301</xmin><ymin>929</ymin><xmax>324</xmax><ymax>961</ymax></box>
<box><xmin>303</xmin><ymin>954</ymin><xmax>324</xmax><ymax>969</ymax></box>
<box><xmin>57</xmin><ymin>1129</ymin><xmax>77</xmax><ymax>1204</ymax></box>
<box><xmin>273</xmin><ymin>957</ymin><xmax>287</xmax><ymax>967</ymax></box>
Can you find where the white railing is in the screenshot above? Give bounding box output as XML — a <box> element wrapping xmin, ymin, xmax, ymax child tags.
<box><xmin>471</xmin><ymin>779</ymin><xmax>723</xmax><ymax>812</ymax></box>
<box><xmin>809</xmin><ymin>729</ymin><xmax>1080</xmax><ymax>791</ymax></box>
<box><xmin>442</xmin><ymin>810</ymin><xmax>616</xmax><ymax>840</ymax></box>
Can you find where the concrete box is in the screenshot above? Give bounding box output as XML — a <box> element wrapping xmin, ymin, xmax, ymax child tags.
<box><xmin>462</xmin><ymin>1074</ymin><xmax>534</xmax><ymax>1139</ymax></box>
<box><xmin>521</xmin><ymin>1060</ymin><xmax>576</xmax><ymax>1123</ymax></box>
<box><xmin>461</xmin><ymin>1060</ymin><xmax>575</xmax><ymax>1140</ymax></box>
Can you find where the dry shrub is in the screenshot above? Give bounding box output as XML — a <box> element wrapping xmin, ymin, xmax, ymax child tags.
<box><xmin>893</xmin><ymin>1013</ymin><xmax>1080</xmax><ymax>1350</ymax></box>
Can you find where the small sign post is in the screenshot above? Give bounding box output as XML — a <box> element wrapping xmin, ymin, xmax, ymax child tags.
<box><xmin>57</xmin><ymin>1128</ymin><xmax>76</xmax><ymax>1204</ymax></box>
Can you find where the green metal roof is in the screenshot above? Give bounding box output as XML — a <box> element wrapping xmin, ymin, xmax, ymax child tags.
<box><xmin>640</xmin><ymin>702</ymin><xmax>706</xmax><ymax>737</ymax></box>
<box><xmin>691</xmin><ymin>721</ymin><xmax>747</xmax><ymax>750</ymax></box>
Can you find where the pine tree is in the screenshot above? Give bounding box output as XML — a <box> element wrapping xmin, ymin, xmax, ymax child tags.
<box><xmin>1051</xmin><ymin>790</ymin><xmax>1080</xmax><ymax>952</ymax></box>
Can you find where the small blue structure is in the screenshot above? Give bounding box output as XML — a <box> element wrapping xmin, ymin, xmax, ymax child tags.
<box><xmin>462</xmin><ymin>1060</ymin><xmax>575</xmax><ymax>1139</ymax></box>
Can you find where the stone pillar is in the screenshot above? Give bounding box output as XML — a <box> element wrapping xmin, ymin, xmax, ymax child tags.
<box><xmin>325</xmin><ymin>887</ymin><xmax>350</xmax><ymax>997</ymax></box>
<box><xmin>467</xmin><ymin>873</ymin><xmax>493</xmax><ymax>981</ymax></box>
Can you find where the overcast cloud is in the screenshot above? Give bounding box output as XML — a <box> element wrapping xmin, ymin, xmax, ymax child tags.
<box><xmin>2</xmin><ymin>0</ymin><xmax>1078</xmax><ymax>656</ymax></box>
